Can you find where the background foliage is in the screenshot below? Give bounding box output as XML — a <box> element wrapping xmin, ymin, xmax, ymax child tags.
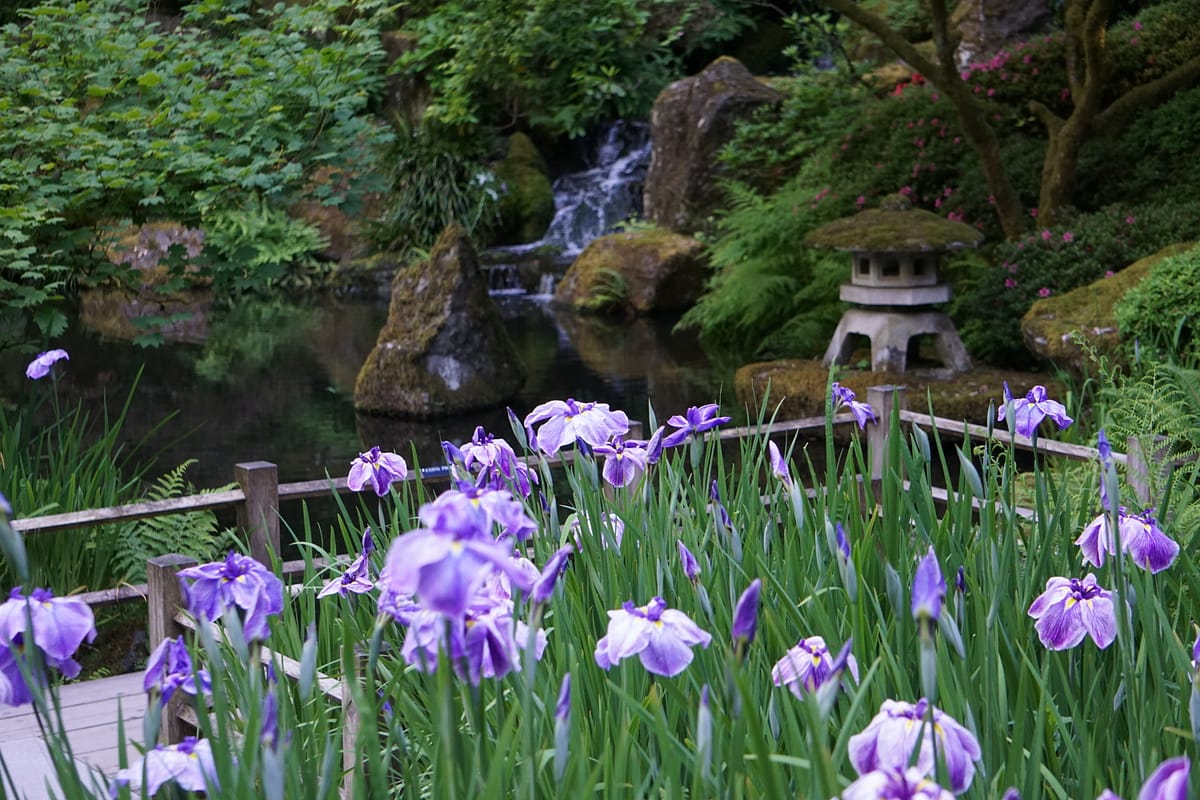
<box><xmin>0</xmin><ymin>0</ymin><xmax>392</xmax><ymax>348</ymax></box>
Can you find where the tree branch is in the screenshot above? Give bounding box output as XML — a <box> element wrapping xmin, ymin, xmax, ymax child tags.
<box><xmin>817</xmin><ymin>0</ymin><xmax>946</xmax><ymax>82</ymax></box>
<box><xmin>1093</xmin><ymin>54</ymin><xmax>1200</xmax><ymax>133</ymax></box>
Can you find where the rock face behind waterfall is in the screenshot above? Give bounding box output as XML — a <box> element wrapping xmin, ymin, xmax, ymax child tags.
<box><xmin>354</xmin><ymin>225</ymin><xmax>526</xmax><ymax>417</ymax></box>
<box><xmin>643</xmin><ymin>57</ymin><xmax>782</xmax><ymax>234</ymax></box>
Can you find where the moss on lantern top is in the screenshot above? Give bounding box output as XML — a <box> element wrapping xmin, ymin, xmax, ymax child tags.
<box><xmin>806</xmin><ymin>194</ymin><xmax>984</xmax><ymax>253</ymax></box>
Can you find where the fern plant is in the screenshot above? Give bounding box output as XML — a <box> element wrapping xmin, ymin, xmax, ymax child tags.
<box><xmin>112</xmin><ymin>460</ymin><xmax>235</xmax><ymax>583</ymax></box>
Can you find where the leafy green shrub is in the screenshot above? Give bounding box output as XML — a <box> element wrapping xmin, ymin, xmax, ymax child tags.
<box><xmin>370</xmin><ymin>123</ymin><xmax>501</xmax><ymax>256</ymax></box>
<box><xmin>0</xmin><ymin>0</ymin><xmax>391</xmax><ymax>345</ymax></box>
<box><xmin>952</xmin><ymin>201</ymin><xmax>1200</xmax><ymax>366</ymax></box>
<box><xmin>202</xmin><ymin>202</ymin><xmax>332</xmax><ymax>292</ymax></box>
<box><xmin>394</xmin><ymin>0</ymin><xmax>748</xmax><ymax>139</ymax></box>
<box><xmin>1114</xmin><ymin>244</ymin><xmax>1200</xmax><ymax>362</ymax></box>
<box><xmin>1075</xmin><ymin>85</ymin><xmax>1200</xmax><ymax>208</ymax></box>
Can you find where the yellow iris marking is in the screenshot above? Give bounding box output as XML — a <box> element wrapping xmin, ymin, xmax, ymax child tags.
<box><xmin>1065</xmin><ymin>597</ymin><xmax>1076</xmax><ymax>609</ymax></box>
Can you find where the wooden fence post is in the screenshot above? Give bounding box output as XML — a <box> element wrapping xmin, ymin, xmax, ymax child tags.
<box><xmin>867</xmin><ymin>385</ymin><xmax>907</xmax><ymax>485</ymax></box>
<box><xmin>147</xmin><ymin>554</ymin><xmax>198</xmax><ymax>745</ymax></box>
<box><xmin>235</xmin><ymin>461</ymin><xmax>279</xmax><ymax>565</ymax></box>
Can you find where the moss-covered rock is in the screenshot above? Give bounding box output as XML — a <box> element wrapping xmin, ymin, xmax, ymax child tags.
<box><xmin>554</xmin><ymin>228</ymin><xmax>707</xmax><ymax>315</ymax></box>
<box><xmin>734</xmin><ymin>359</ymin><xmax>1064</xmax><ymax>424</ymax></box>
<box><xmin>806</xmin><ymin>194</ymin><xmax>983</xmax><ymax>253</ymax></box>
<box><xmin>644</xmin><ymin>57</ymin><xmax>783</xmax><ymax>234</ymax></box>
<box><xmin>1021</xmin><ymin>243</ymin><xmax>1194</xmax><ymax>371</ymax></box>
<box><xmin>354</xmin><ymin>224</ymin><xmax>526</xmax><ymax>417</ymax></box>
<box><xmin>492</xmin><ymin>133</ymin><xmax>555</xmax><ymax>245</ymax></box>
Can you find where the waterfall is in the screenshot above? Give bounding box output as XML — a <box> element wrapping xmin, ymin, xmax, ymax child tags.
<box><xmin>503</xmin><ymin>120</ymin><xmax>652</xmax><ymax>260</ymax></box>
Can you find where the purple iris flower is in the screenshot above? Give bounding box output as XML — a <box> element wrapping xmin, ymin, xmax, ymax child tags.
<box><xmin>771</xmin><ymin>635</ymin><xmax>860</xmax><ymax>698</ymax></box>
<box><xmin>911</xmin><ymin>546</ymin><xmax>946</xmax><ymax>623</ymax></box>
<box><xmin>629</xmin><ymin>425</ymin><xmax>666</xmax><ymax>465</ymax></box>
<box><xmin>998</xmin><ymin>383</ymin><xmax>1073</xmax><ymax>438</ymax></box>
<box><xmin>459</xmin><ymin>601</ymin><xmax>521</xmax><ymax>684</ymax></box>
<box><xmin>523</xmin><ymin>398</ymin><xmax>629</xmax><ymax>456</ymax></box>
<box><xmin>531</xmin><ymin>545</ymin><xmax>573</xmax><ymax>604</ymax></box>
<box><xmin>556</xmin><ymin>673</ymin><xmax>571</xmax><ymax>722</ymax></box>
<box><xmin>1027</xmin><ymin>574</ymin><xmax>1117</xmax><ymax>650</ymax></box>
<box><xmin>594</xmin><ymin>597</ymin><xmax>712</xmax><ymax>677</ymax></box>
<box><xmin>832</xmin><ymin>382</ymin><xmax>877</xmax><ymax>429</ymax></box>
<box><xmin>390</xmin><ymin>582</ymin><xmax>545</xmax><ymax>682</ymax></box>
<box><xmin>381</xmin><ymin>495</ymin><xmax>534</xmax><ymax>617</ymax></box>
<box><xmin>177</xmin><ymin>552</ymin><xmax>284</xmax><ymax>641</ymax></box>
<box><xmin>111</xmin><ymin>736</ymin><xmax>218</xmax><ymax>796</ymax></box>
<box><xmin>459</xmin><ymin>426</ymin><xmax>515</xmax><ymax>471</ymax></box>
<box><xmin>0</xmin><ymin>644</ymin><xmax>34</xmax><ymax>706</ymax></box>
<box><xmin>433</xmin><ymin>483</ymin><xmax>539</xmax><ymax>541</ymax></box>
<box><xmin>677</xmin><ymin>540</ymin><xmax>701</xmax><ymax>583</ymax></box>
<box><xmin>848</xmin><ymin>698</ymin><xmax>982</xmax><ymax>794</ymax></box>
<box><xmin>593</xmin><ymin>436</ymin><xmax>651</xmax><ymax>488</ymax></box>
<box><xmin>0</xmin><ymin>589</ymin><xmax>96</xmax><ymax>703</ymax></box>
<box><xmin>836</xmin><ymin>523</ymin><xmax>852</xmax><ymax>559</ymax></box>
<box><xmin>661</xmin><ymin>404</ymin><xmax>732</xmax><ymax>448</ymax></box>
<box><xmin>731</xmin><ymin>579</ymin><xmax>762</xmax><ymax>646</ymax></box>
<box><xmin>1137</xmin><ymin>756</ymin><xmax>1190</xmax><ymax>800</ymax></box>
<box><xmin>1076</xmin><ymin>507</ymin><xmax>1179</xmax><ymax>573</ymax></box>
<box><xmin>1119</xmin><ymin>508</ymin><xmax>1178</xmax><ymax>573</ymax></box>
<box><xmin>710</xmin><ymin>480</ymin><xmax>733</xmax><ymax>532</ymax></box>
<box><xmin>0</xmin><ymin>588</ymin><xmax>97</xmax><ymax>671</ymax></box>
<box><xmin>143</xmin><ymin>636</ymin><xmax>211</xmax><ymax>705</ymax></box>
<box><xmin>842</xmin><ymin>767</ymin><xmax>955</xmax><ymax>800</ymax></box>
<box><xmin>767</xmin><ymin>441</ymin><xmax>793</xmax><ymax>489</ymax></box>
<box><xmin>24</xmin><ymin>349</ymin><xmax>69</xmax><ymax>380</ymax></box>
<box><xmin>1097</xmin><ymin>430</ymin><xmax>1114</xmax><ymax>509</ymax></box>
<box><xmin>318</xmin><ymin>529</ymin><xmax>376</xmax><ymax>599</ymax></box>
<box><xmin>347</xmin><ymin>446</ymin><xmax>409</xmax><ymax>496</ymax></box>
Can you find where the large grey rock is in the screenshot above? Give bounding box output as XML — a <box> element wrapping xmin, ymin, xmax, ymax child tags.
<box><xmin>643</xmin><ymin>57</ymin><xmax>782</xmax><ymax>234</ymax></box>
<box><xmin>354</xmin><ymin>224</ymin><xmax>526</xmax><ymax>417</ymax></box>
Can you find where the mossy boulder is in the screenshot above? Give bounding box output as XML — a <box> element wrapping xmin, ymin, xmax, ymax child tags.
<box><xmin>554</xmin><ymin>228</ymin><xmax>707</xmax><ymax>315</ymax></box>
<box><xmin>643</xmin><ymin>57</ymin><xmax>783</xmax><ymax>234</ymax></box>
<box><xmin>1021</xmin><ymin>243</ymin><xmax>1194</xmax><ymax>371</ymax></box>
<box><xmin>492</xmin><ymin>133</ymin><xmax>555</xmax><ymax>245</ymax></box>
<box><xmin>734</xmin><ymin>359</ymin><xmax>1064</xmax><ymax>424</ymax></box>
<box><xmin>354</xmin><ymin>224</ymin><xmax>526</xmax><ymax>417</ymax></box>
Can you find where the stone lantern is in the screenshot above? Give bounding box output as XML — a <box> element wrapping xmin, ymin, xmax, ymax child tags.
<box><xmin>806</xmin><ymin>194</ymin><xmax>982</xmax><ymax>373</ymax></box>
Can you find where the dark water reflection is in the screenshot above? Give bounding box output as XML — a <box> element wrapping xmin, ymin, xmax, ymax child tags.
<box><xmin>23</xmin><ymin>294</ymin><xmax>733</xmax><ymax>492</ymax></box>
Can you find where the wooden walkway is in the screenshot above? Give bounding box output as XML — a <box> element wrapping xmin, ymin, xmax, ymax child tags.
<box><xmin>0</xmin><ymin>672</ymin><xmax>145</xmax><ymax>800</ymax></box>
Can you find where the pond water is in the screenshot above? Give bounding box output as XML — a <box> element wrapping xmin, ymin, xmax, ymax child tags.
<box><xmin>17</xmin><ymin>292</ymin><xmax>734</xmax><ymax>493</ymax></box>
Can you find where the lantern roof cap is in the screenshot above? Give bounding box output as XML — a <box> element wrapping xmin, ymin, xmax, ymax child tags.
<box><xmin>806</xmin><ymin>193</ymin><xmax>984</xmax><ymax>253</ymax></box>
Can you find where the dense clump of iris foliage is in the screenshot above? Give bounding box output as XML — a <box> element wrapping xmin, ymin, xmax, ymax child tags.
<box><xmin>2</xmin><ymin>373</ymin><xmax>1198</xmax><ymax>798</ymax></box>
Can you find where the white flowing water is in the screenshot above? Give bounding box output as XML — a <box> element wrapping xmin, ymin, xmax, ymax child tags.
<box><xmin>492</xmin><ymin>120</ymin><xmax>652</xmax><ymax>268</ymax></box>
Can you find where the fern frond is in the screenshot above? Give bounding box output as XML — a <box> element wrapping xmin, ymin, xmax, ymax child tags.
<box><xmin>113</xmin><ymin>460</ymin><xmax>236</xmax><ymax>583</ymax></box>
